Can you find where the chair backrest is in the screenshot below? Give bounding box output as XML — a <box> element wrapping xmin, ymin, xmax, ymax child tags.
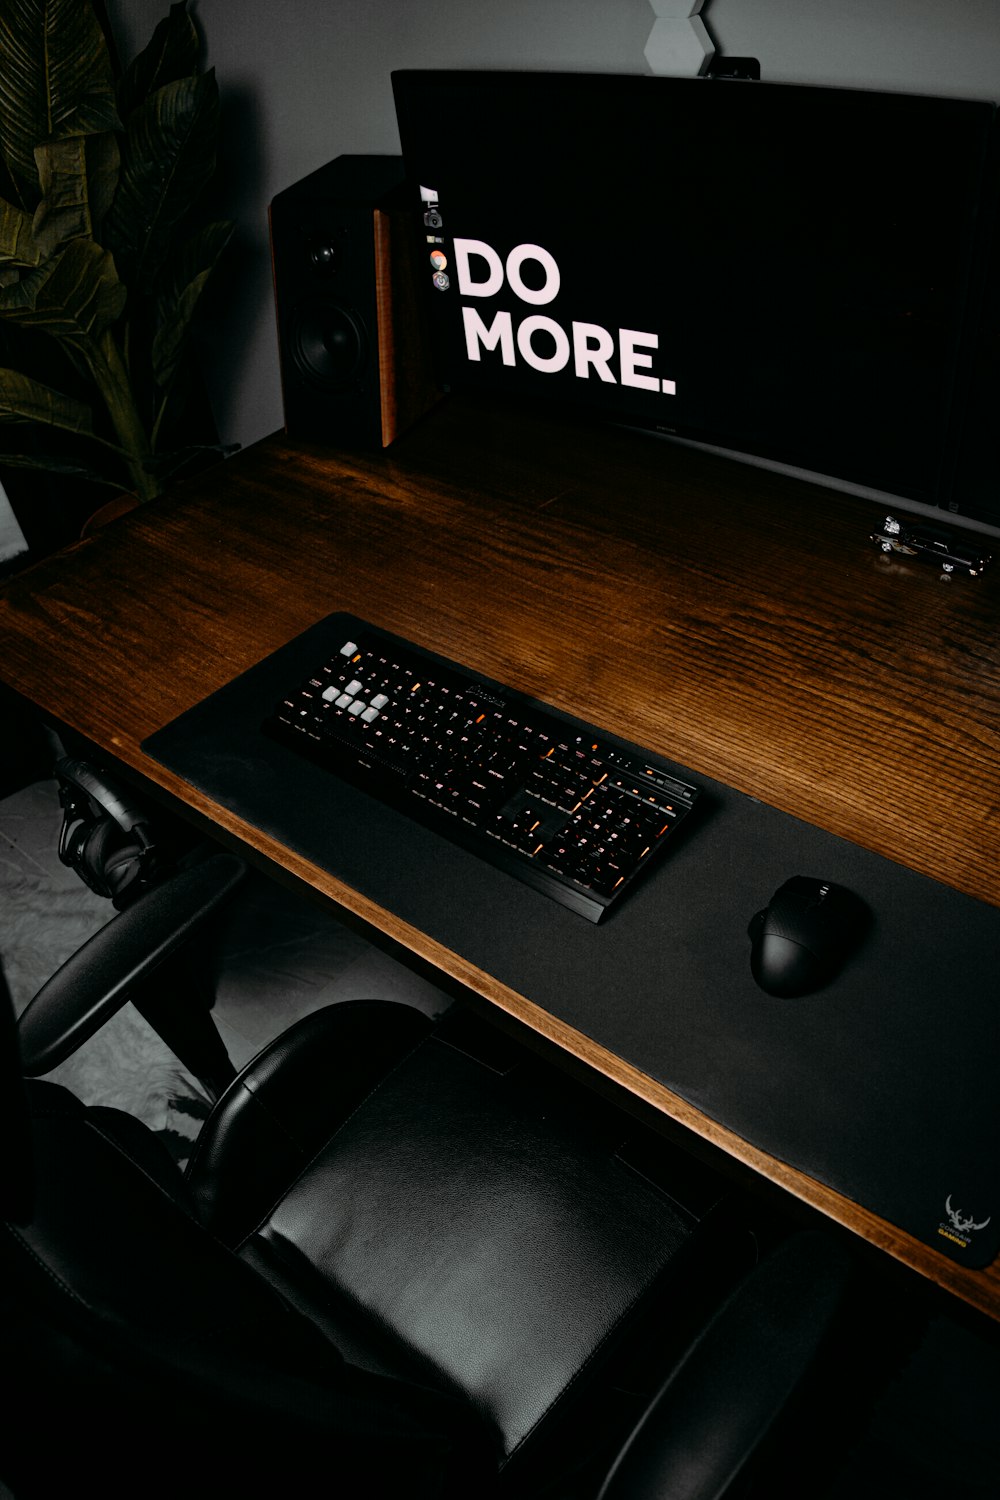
<box><xmin>2</xmin><ymin>857</ymin><xmax>767</xmax><ymax>1497</ymax></box>
<box><xmin>193</xmin><ymin>1002</ymin><xmax>744</xmax><ymax>1487</ymax></box>
<box><xmin>2</xmin><ymin>958</ymin><xmax>870</xmax><ymax>1500</ymax></box>
<box><xmin>1</xmin><ymin>1063</ymin><xmax>495</xmax><ymax>1496</ymax></box>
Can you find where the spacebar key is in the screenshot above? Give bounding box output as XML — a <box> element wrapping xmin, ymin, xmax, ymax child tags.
<box><xmin>300</xmin><ymin>716</ymin><xmax>415</xmax><ymax>782</ymax></box>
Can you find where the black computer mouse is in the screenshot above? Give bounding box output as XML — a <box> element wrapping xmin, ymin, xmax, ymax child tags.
<box><xmin>748</xmin><ymin>876</ymin><xmax>868</xmax><ymax>997</ymax></box>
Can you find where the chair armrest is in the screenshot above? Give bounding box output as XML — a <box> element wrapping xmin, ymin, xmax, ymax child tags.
<box><xmin>597</xmin><ymin>1231</ymin><xmax>854</xmax><ymax>1500</ymax></box>
<box><xmin>17</xmin><ymin>853</ymin><xmax>245</xmax><ymax>1076</ymax></box>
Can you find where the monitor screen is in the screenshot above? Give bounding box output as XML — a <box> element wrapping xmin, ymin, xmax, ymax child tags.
<box><xmin>392</xmin><ymin>71</ymin><xmax>995</xmax><ymax>509</ymax></box>
<box><xmin>944</xmin><ymin>148</ymin><xmax>1000</xmax><ymax>527</ymax></box>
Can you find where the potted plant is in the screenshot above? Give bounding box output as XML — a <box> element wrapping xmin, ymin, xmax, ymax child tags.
<box><xmin>0</xmin><ymin>0</ymin><xmax>234</xmax><ymax>509</ymax></box>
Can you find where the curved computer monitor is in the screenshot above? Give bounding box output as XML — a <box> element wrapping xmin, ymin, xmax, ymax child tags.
<box><xmin>392</xmin><ymin>70</ymin><xmax>996</xmax><ymax>515</ymax></box>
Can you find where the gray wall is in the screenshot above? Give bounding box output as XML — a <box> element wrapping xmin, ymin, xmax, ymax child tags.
<box><xmin>108</xmin><ymin>0</ymin><xmax>1000</xmax><ymax>457</ymax></box>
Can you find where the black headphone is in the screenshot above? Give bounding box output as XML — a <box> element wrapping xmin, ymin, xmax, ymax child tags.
<box><xmin>55</xmin><ymin>757</ymin><xmax>162</xmax><ymax>908</ymax></box>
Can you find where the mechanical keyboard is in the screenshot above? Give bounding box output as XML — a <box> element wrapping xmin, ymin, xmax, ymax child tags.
<box><xmin>264</xmin><ymin>618</ymin><xmax>700</xmax><ymax>921</ymax></box>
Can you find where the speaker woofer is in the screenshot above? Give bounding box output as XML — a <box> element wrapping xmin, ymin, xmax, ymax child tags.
<box><xmin>291</xmin><ymin>300</ymin><xmax>367</xmax><ymax>389</ymax></box>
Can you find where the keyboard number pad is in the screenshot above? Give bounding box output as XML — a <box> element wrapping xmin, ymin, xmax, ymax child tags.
<box><xmin>492</xmin><ymin>745</ymin><xmax>680</xmax><ymax>898</ymax></box>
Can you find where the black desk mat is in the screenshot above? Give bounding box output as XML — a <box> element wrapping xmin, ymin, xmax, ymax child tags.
<box><xmin>143</xmin><ymin>613</ymin><xmax>1000</xmax><ymax>1266</ymax></box>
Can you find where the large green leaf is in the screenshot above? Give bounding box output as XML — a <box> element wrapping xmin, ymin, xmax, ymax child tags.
<box><xmin>0</xmin><ymin>449</ymin><xmax>122</xmax><ymax>486</ymax></box>
<box><xmin>0</xmin><ymin>364</ymin><xmax>96</xmax><ymax>433</ymax></box>
<box><xmin>0</xmin><ymin>195</ymin><xmax>42</xmax><ymax>268</ymax></box>
<box><xmin>151</xmin><ymin>218</ymin><xmax>232</xmax><ymax>392</ymax></box>
<box><xmin>117</xmin><ymin>2</ymin><xmax>200</xmax><ymax>122</ymax></box>
<box><xmin>0</xmin><ymin>0</ymin><xmax>120</xmax><ymax>209</ymax></box>
<box><xmin>2</xmin><ymin>242</ymin><xmax>162</xmax><ymax>496</ymax></box>
<box><xmin>0</xmin><ymin>238</ymin><xmax>125</xmax><ymax>353</ymax></box>
<box><xmin>31</xmin><ymin>130</ymin><xmax>120</xmax><ymax>255</ymax></box>
<box><xmin>103</xmin><ymin>70</ymin><xmax>221</xmax><ymax>294</ymax></box>
<box><xmin>0</xmin><ymin>364</ymin><xmax>126</xmax><ymax>488</ymax></box>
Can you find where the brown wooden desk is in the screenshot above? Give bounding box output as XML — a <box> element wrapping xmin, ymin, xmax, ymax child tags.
<box><xmin>3</xmin><ymin>395</ymin><xmax>999</xmax><ymax>1316</ymax></box>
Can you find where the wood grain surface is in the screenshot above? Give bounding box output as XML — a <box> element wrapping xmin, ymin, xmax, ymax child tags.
<box><xmin>3</xmin><ymin>393</ymin><xmax>999</xmax><ymax>1315</ymax></box>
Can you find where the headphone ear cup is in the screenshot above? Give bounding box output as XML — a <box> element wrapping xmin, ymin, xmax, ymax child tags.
<box><xmin>55</xmin><ymin>757</ymin><xmax>160</xmax><ymax>904</ymax></box>
<box><xmin>54</xmin><ymin>756</ymin><xmax>149</xmax><ymax>839</ymax></box>
<box><xmin>101</xmin><ymin>838</ymin><xmax>147</xmax><ymax>902</ymax></box>
<box><xmin>77</xmin><ymin>818</ymin><xmax>145</xmax><ymax>902</ymax></box>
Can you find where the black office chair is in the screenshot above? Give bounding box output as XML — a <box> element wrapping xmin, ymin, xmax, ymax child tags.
<box><xmin>3</xmin><ymin>853</ymin><xmax>857</xmax><ymax>1498</ymax></box>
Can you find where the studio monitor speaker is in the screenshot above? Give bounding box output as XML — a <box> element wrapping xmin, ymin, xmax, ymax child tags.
<box><xmin>269</xmin><ymin>155</ymin><xmax>441</xmax><ymax>448</ymax></box>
